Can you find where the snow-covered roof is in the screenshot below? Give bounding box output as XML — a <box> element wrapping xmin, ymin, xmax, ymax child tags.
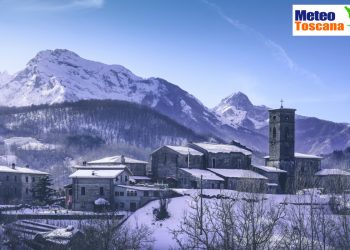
<box><xmin>69</xmin><ymin>169</ymin><xmax>124</xmax><ymax>179</ymax></box>
<box><xmin>180</xmin><ymin>168</ymin><xmax>224</xmax><ymax>181</ymax></box>
<box><xmin>117</xmin><ymin>185</ymin><xmax>165</xmax><ymax>191</ymax></box>
<box><xmin>264</xmin><ymin>153</ymin><xmax>322</xmax><ymax>160</ymax></box>
<box><xmin>0</xmin><ymin>165</ymin><xmax>48</xmax><ymax>175</ymax></box>
<box><xmin>130</xmin><ymin>176</ymin><xmax>152</xmax><ymax>180</ymax></box>
<box><xmin>294</xmin><ymin>152</ymin><xmax>323</xmax><ymax>159</ymax></box>
<box><xmin>192</xmin><ymin>142</ymin><xmax>252</xmax><ymax>156</ymax></box>
<box><xmin>253</xmin><ymin>165</ymin><xmax>287</xmax><ymax>173</ymax></box>
<box><xmin>166</xmin><ymin>145</ymin><xmax>203</xmax><ymax>156</ymax></box>
<box><xmin>87</xmin><ymin>155</ymin><xmax>148</xmax><ymax>165</ymax></box>
<box><xmin>267</xmin><ymin>183</ymin><xmax>279</xmax><ymax>187</ymax></box>
<box><xmin>73</xmin><ymin>164</ymin><xmax>128</xmax><ymax>169</ymax></box>
<box><xmin>208</xmin><ymin>168</ymin><xmax>268</xmax><ymax>179</ymax></box>
<box><xmin>315</xmin><ymin>168</ymin><xmax>350</xmax><ymax>176</ymax></box>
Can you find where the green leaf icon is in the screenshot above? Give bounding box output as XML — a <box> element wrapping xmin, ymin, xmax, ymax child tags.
<box><xmin>345</xmin><ymin>6</ymin><xmax>350</xmax><ymax>18</ymax></box>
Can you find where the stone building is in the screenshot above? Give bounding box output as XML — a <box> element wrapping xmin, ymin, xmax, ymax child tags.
<box><xmin>264</xmin><ymin>105</ymin><xmax>322</xmax><ymax>193</ymax></box>
<box><xmin>151</xmin><ymin>143</ymin><xmax>252</xmax><ymax>186</ymax></box>
<box><xmin>188</xmin><ymin>142</ymin><xmax>252</xmax><ymax>169</ymax></box>
<box><xmin>178</xmin><ymin>168</ymin><xmax>224</xmax><ymax>189</ymax></box>
<box><xmin>252</xmin><ymin>165</ymin><xmax>287</xmax><ymax>193</ymax></box>
<box><xmin>69</xmin><ymin>167</ymin><xmax>132</xmax><ymax>211</ymax></box>
<box><xmin>0</xmin><ymin>164</ymin><xmax>48</xmax><ymax>204</ymax></box>
<box><xmin>151</xmin><ymin>145</ymin><xmax>204</xmax><ymax>185</ymax></box>
<box><xmin>207</xmin><ymin>168</ymin><xmax>268</xmax><ymax>192</ymax></box>
<box><xmin>115</xmin><ymin>184</ymin><xmax>170</xmax><ymax>211</ymax></box>
<box><xmin>315</xmin><ymin>168</ymin><xmax>350</xmax><ymax>193</ymax></box>
<box><xmin>86</xmin><ymin>155</ymin><xmax>148</xmax><ymax>176</ymax></box>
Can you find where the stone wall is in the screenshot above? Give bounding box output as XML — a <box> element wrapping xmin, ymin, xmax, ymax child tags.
<box><xmin>151</xmin><ymin>146</ymin><xmax>203</xmax><ymax>181</ymax></box>
<box><xmin>177</xmin><ymin>169</ymin><xmax>223</xmax><ymax>189</ymax></box>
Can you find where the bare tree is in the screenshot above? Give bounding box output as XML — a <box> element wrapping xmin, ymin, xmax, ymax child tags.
<box><xmin>83</xmin><ymin>213</ymin><xmax>154</xmax><ymax>250</ymax></box>
<box><xmin>171</xmin><ymin>186</ymin><xmax>286</xmax><ymax>250</ymax></box>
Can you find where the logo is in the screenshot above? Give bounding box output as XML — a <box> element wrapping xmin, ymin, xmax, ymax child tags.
<box><xmin>293</xmin><ymin>5</ymin><xmax>350</xmax><ymax>36</ymax></box>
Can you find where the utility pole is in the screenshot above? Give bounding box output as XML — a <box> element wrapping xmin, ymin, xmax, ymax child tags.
<box><xmin>200</xmin><ymin>174</ymin><xmax>203</xmax><ymax>235</ymax></box>
<box><xmin>187</xmin><ymin>148</ymin><xmax>190</xmax><ymax>168</ymax></box>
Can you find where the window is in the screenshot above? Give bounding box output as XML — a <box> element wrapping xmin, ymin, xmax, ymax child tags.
<box><xmin>273</xmin><ymin>127</ymin><xmax>276</xmax><ymax>140</ymax></box>
<box><xmin>212</xmin><ymin>158</ymin><xmax>216</xmax><ymax>168</ymax></box>
<box><xmin>32</xmin><ymin>177</ymin><xmax>35</xmax><ymax>182</ymax></box>
<box><xmin>238</xmin><ymin>159</ymin><xmax>242</xmax><ymax>168</ymax></box>
<box><xmin>273</xmin><ymin>116</ymin><xmax>276</xmax><ymax>121</ymax></box>
<box><xmin>115</xmin><ymin>191</ymin><xmax>119</xmax><ymax>196</ymax></box>
<box><xmin>144</xmin><ymin>191</ymin><xmax>149</xmax><ymax>197</ymax></box>
<box><xmin>120</xmin><ymin>202</ymin><xmax>125</xmax><ymax>209</ymax></box>
<box><xmin>14</xmin><ymin>176</ymin><xmax>17</xmax><ymax>182</ymax></box>
<box><xmin>81</xmin><ymin>187</ymin><xmax>86</xmax><ymax>196</ymax></box>
<box><xmin>285</xmin><ymin>127</ymin><xmax>290</xmax><ymax>140</ymax></box>
<box><xmin>115</xmin><ymin>177</ymin><xmax>119</xmax><ymax>182</ymax></box>
<box><xmin>125</xmin><ymin>175</ymin><xmax>128</xmax><ymax>182</ymax></box>
<box><xmin>119</xmin><ymin>192</ymin><xmax>124</xmax><ymax>196</ymax></box>
<box><xmin>100</xmin><ymin>187</ymin><xmax>104</xmax><ymax>196</ymax></box>
<box><xmin>25</xmin><ymin>176</ymin><xmax>29</xmax><ymax>183</ymax></box>
<box><xmin>6</xmin><ymin>176</ymin><xmax>9</xmax><ymax>181</ymax></box>
<box><xmin>154</xmin><ymin>191</ymin><xmax>160</xmax><ymax>197</ymax></box>
<box><xmin>211</xmin><ymin>183</ymin><xmax>214</xmax><ymax>189</ymax></box>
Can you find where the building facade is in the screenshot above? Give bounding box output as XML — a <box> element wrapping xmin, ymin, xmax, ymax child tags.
<box><xmin>265</xmin><ymin>105</ymin><xmax>322</xmax><ymax>193</ymax></box>
<box><xmin>151</xmin><ymin>145</ymin><xmax>203</xmax><ymax>184</ymax></box>
<box><xmin>0</xmin><ymin>164</ymin><xmax>48</xmax><ymax>204</ymax></box>
<box><xmin>69</xmin><ymin>168</ymin><xmax>132</xmax><ymax>211</ymax></box>
<box><xmin>86</xmin><ymin>155</ymin><xmax>148</xmax><ymax>176</ymax></box>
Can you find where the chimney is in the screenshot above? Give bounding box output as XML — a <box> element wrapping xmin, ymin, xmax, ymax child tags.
<box><xmin>26</xmin><ymin>164</ymin><xmax>30</xmax><ymax>168</ymax></box>
<box><xmin>83</xmin><ymin>161</ymin><xmax>87</xmax><ymax>166</ymax></box>
<box><xmin>121</xmin><ymin>155</ymin><xmax>125</xmax><ymax>164</ymax></box>
<box><xmin>11</xmin><ymin>163</ymin><xmax>15</xmax><ymax>169</ymax></box>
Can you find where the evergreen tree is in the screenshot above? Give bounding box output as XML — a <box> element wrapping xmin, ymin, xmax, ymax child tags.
<box><xmin>32</xmin><ymin>176</ymin><xmax>56</xmax><ymax>205</ymax></box>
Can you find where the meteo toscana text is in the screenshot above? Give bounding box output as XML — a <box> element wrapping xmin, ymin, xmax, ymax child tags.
<box><xmin>295</xmin><ymin>10</ymin><xmax>344</xmax><ymax>31</ymax></box>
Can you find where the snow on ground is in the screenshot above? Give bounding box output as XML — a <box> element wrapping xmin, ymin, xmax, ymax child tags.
<box><xmin>125</xmin><ymin>196</ymin><xmax>191</xmax><ymax>250</ymax></box>
<box><xmin>126</xmin><ymin>189</ymin><xmax>332</xmax><ymax>250</ymax></box>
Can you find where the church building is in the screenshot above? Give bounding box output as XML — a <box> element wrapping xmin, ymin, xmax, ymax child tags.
<box><xmin>264</xmin><ymin>103</ymin><xmax>322</xmax><ymax>193</ymax></box>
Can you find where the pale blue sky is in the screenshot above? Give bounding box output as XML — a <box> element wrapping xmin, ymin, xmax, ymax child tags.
<box><xmin>0</xmin><ymin>0</ymin><xmax>349</xmax><ymax>122</ymax></box>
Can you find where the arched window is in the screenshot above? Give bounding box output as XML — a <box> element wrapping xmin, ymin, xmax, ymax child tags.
<box><xmin>285</xmin><ymin>127</ymin><xmax>290</xmax><ymax>140</ymax></box>
<box><xmin>273</xmin><ymin>127</ymin><xmax>276</xmax><ymax>140</ymax></box>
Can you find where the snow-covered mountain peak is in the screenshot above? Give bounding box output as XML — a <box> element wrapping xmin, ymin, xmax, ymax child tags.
<box><xmin>220</xmin><ymin>92</ymin><xmax>253</xmax><ymax>110</ymax></box>
<box><xmin>0</xmin><ymin>71</ymin><xmax>13</xmax><ymax>85</ymax></box>
<box><xmin>214</xmin><ymin>91</ymin><xmax>269</xmax><ymax>130</ymax></box>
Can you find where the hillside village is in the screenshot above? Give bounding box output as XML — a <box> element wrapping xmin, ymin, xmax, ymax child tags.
<box><xmin>1</xmin><ymin>104</ymin><xmax>350</xmax><ymax>249</ymax></box>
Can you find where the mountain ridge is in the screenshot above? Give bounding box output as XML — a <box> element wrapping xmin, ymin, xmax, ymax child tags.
<box><xmin>0</xmin><ymin>49</ymin><xmax>349</xmax><ymax>154</ymax></box>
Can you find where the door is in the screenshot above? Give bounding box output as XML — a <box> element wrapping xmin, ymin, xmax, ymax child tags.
<box><xmin>130</xmin><ymin>202</ymin><xmax>137</xmax><ymax>212</ymax></box>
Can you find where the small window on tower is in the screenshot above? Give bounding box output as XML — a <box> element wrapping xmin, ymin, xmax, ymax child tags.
<box><xmin>285</xmin><ymin>127</ymin><xmax>290</xmax><ymax>140</ymax></box>
<box><xmin>273</xmin><ymin>116</ymin><xmax>276</xmax><ymax>121</ymax></box>
<box><xmin>273</xmin><ymin>127</ymin><xmax>276</xmax><ymax>139</ymax></box>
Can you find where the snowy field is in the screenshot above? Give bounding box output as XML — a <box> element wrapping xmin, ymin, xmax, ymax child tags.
<box><xmin>126</xmin><ymin>189</ymin><xmax>333</xmax><ymax>250</ymax></box>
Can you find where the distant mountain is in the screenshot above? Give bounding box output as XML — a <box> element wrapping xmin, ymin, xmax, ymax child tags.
<box><xmin>213</xmin><ymin>92</ymin><xmax>269</xmax><ymax>130</ymax></box>
<box><xmin>0</xmin><ymin>49</ymin><xmax>348</xmax><ymax>155</ymax></box>
<box><xmin>214</xmin><ymin>92</ymin><xmax>350</xmax><ymax>154</ymax></box>
<box><xmin>0</xmin><ymin>100</ymin><xmax>204</xmax><ymax>149</ymax></box>
<box><xmin>0</xmin><ymin>100</ymin><xmax>207</xmax><ymax>184</ymax></box>
<box><xmin>0</xmin><ymin>71</ymin><xmax>13</xmax><ymax>85</ymax></box>
<box><xmin>0</xmin><ymin>49</ymin><xmax>267</xmax><ymax>151</ymax></box>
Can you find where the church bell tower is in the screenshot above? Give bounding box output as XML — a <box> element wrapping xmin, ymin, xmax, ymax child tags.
<box><xmin>267</xmin><ymin>100</ymin><xmax>296</xmax><ymax>168</ymax></box>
